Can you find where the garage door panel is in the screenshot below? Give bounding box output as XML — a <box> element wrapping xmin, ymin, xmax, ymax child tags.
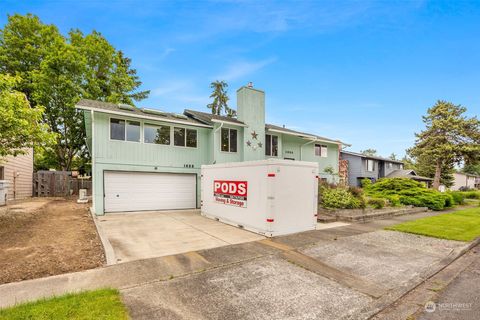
<box><xmin>104</xmin><ymin>172</ymin><xmax>196</xmax><ymax>212</ymax></box>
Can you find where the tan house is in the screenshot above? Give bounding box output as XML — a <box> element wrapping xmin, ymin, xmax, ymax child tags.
<box><xmin>451</xmin><ymin>172</ymin><xmax>479</xmax><ymax>191</ymax></box>
<box><xmin>0</xmin><ymin>149</ymin><xmax>34</xmax><ymax>200</ymax></box>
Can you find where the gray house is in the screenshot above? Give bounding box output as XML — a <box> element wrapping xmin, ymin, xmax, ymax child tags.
<box><xmin>340</xmin><ymin>151</ymin><xmax>404</xmax><ymax>186</ymax></box>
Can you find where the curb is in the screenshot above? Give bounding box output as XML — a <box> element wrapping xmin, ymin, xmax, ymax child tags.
<box><xmin>89</xmin><ymin>207</ymin><xmax>117</xmax><ymax>265</ymax></box>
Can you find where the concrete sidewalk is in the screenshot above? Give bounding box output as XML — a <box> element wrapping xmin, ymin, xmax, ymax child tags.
<box><xmin>0</xmin><ymin>210</ymin><xmax>472</xmax><ymax>319</ymax></box>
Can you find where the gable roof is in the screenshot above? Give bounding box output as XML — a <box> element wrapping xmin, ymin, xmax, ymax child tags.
<box><xmin>341</xmin><ymin>150</ymin><xmax>404</xmax><ymax>164</ymax></box>
<box><xmin>75</xmin><ymin>99</ymin><xmax>212</xmax><ymax>128</ymax></box>
<box><xmin>183</xmin><ymin>109</ymin><xmax>246</xmax><ymax>126</ymax></box>
<box><xmin>386</xmin><ymin>169</ymin><xmax>433</xmax><ymax>181</ymax></box>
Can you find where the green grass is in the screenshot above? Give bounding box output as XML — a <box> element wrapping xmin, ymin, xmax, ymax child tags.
<box><xmin>386</xmin><ymin>207</ymin><xmax>480</xmax><ymax>242</ymax></box>
<box><xmin>0</xmin><ymin>289</ymin><xmax>128</xmax><ymax>320</ymax></box>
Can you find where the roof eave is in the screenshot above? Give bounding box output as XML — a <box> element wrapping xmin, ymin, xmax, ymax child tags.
<box><xmin>75</xmin><ymin>105</ymin><xmax>213</xmax><ymax>128</ymax></box>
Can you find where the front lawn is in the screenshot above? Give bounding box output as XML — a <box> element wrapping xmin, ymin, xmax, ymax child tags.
<box><xmin>0</xmin><ymin>289</ymin><xmax>128</xmax><ymax>320</ymax></box>
<box><xmin>386</xmin><ymin>207</ymin><xmax>480</xmax><ymax>242</ymax></box>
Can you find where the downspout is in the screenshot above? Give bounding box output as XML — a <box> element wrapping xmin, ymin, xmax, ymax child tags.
<box><xmin>91</xmin><ymin>109</ymin><xmax>95</xmax><ymax>214</ymax></box>
<box><xmin>213</xmin><ymin>122</ymin><xmax>224</xmax><ymax>164</ymax></box>
<box><xmin>300</xmin><ymin>139</ymin><xmax>316</xmax><ymax>161</ymax></box>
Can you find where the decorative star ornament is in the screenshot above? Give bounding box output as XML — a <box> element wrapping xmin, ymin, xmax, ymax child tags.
<box><xmin>258</xmin><ymin>142</ymin><xmax>262</xmax><ymax>148</ymax></box>
<box><xmin>251</xmin><ymin>131</ymin><xmax>258</xmax><ymax>140</ymax></box>
<box><xmin>246</xmin><ymin>140</ymin><xmax>251</xmax><ymax>146</ymax></box>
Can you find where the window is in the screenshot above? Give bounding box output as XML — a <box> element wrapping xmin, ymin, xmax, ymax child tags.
<box><xmin>110</xmin><ymin>118</ymin><xmax>140</xmax><ymax>142</ymax></box>
<box><xmin>0</xmin><ymin>166</ymin><xmax>4</xmax><ymax>180</ymax></box>
<box><xmin>186</xmin><ymin>129</ymin><xmax>197</xmax><ymax>148</ymax></box>
<box><xmin>144</xmin><ymin>124</ymin><xmax>170</xmax><ymax>145</ymax></box>
<box><xmin>366</xmin><ymin>159</ymin><xmax>375</xmax><ymax>172</ymax></box>
<box><xmin>265</xmin><ymin>134</ymin><xmax>278</xmax><ymax>156</ymax></box>
<box><xmin>314</xmin><ymin>144</ymin><xmax>328</xmax><ymax>157</ymax></box>
<box><xmin>174</xmin><ymin>127</ymin><xmax>197</xmax><ymax>148</ymax></box>
<box><xmin>387</xmin><ymin>162</ymin><xmax>393</xmax><ymax>169</ymax></box>
<box><xmin>126</xmin><ymin>121</ymin><xmax>140</xmax><ymax>142</ymax></box>
<box><xmin>110</xmin><ymin>118</ymin><xmax>125</xmax><ymax>140</ymax></box>
<box><xmin>221</xmin><ymin>128</ymin><xmax>237</xmax><ymax>152</ymax></box>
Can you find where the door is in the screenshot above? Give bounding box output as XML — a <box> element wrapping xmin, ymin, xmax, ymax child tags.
<box><xmin>104</xmin><ymin>171</ymin><xmax>196</xmax><ymax>212</ymax></box>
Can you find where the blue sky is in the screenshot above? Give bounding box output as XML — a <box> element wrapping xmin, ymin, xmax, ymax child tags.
<box><xmin>1</xmin><ymin>0</ymin><xmax>479</xmax><ymax>157</ymax></box>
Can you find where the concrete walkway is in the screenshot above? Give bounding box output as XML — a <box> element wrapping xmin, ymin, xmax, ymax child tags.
<box><xmin>0</xmin><ymin>210</ymin><xmax>473</xmax><ymax>319</ymax></box>
<box><xmin>96</xmin><ymin>210</ymin><xmax>264</xmax><ymax>263</ymax></box>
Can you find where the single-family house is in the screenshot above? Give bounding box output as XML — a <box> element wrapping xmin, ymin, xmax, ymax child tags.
<box><xmin>340</xmin><ymin>151</ymin><xmax>405</xmax><ymax>186</ymax></box>
<box><xmin>0</xmin><ymin>149</ymin><xmax>34</xmax><ymax>200</ymax></box>
<box><xmin>77</xmin><ymin>84</ymin><xmax>347</xmax><ymax>215</ymax></box>
<box><xmin>451</xmin><ymin>172</ymin><xmax>479</xmax><ymax>191</ymax></box>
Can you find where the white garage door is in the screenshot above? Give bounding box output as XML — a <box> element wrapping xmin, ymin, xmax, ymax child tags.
<box><xmin>104</xmin><ymin>171</ymin><xmax>197</xmax><ymax>212</ymax></box>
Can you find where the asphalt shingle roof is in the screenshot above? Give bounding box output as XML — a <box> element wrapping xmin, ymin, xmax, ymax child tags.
<box><xmin>341</xmin><ymin>150</ymin><xmax>404</xmax><ymax>164</ymax></box>
<box><xmin>183</xmin><ymin>109</ymin><xmax>245</xmax><ymax>125</ymax></box>
<box><xmin>386</xmin><ymin>169</ymin><xmax>433</xmax><ymax>181</ymax></box>
<box><xmin>76</xmin><ymin>99</ymin><xmax>209</xmax><ymax>127</ymax></box>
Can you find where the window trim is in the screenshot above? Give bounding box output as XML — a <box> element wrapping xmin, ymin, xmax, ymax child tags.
<box><xmin>265</xmin><ymin>134</ymin><xmax>279</xmax><ymax>157</ymax></box>
<box><xmin>143</xmin><ymin>123</ymin><xmax>171</xmax><ymax>145</ymax></box>
<box><xmin>314</xmin><ymin>144</ymin><xmax>328</xmax><ymax>158</ymax></box>
<box><xmin>173</xmin><ymin>126</ymin><xmax>198</xmax><ymax>149</ymax></box>
<box><xmin>366</xmin><ymin>159</ymin><xmax>376</xmax><ymax>172</ymax></box>
<box><xmin>109</xmin><ymin>117</ymin><xmax>142</xmax><ymax>143</ymax></box>
<box><xmin>220</xmin><ymin>127</ymin><xmax>238</xmax><ymax>153</ymax></box>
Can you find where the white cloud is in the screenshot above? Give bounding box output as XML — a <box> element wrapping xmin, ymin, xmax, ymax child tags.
<box><xmin>214</xmin><ymin>57</ymin><xmax>277</xmax><ymax>81</ymax></box>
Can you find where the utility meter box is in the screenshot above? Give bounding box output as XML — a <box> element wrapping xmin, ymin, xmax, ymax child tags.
<box><xmin>201</xmin><ymin>159</ymin><xmax>318</xmax><ymax>237</ymax></box>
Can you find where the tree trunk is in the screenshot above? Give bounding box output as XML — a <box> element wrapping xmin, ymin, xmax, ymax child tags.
<box><xmin>433</xmin><ymin>160</ymin><xmax>442</xmax><ymax>190</ymax></box>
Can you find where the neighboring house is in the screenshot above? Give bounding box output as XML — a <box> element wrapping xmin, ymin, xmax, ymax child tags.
<box><xmin>77</xmin><ymin>85</ymin><xmax>347</xmax><ymax>215</ymax></box>
<box><xmin>0</xmin><ymin>149</ymin><xmax>34</xmax><ymax>200</ymax></box>
<box><xmin>385</xmin><ymin>169</ymin><xmax>433</xmax><ymax>187</ymax></box>
<box><xmin>340</xmin><ymin>151</ymin><xmax>405</xmax><ymax>186</ymax></box>
<box><xmin>451</xmin><ymin>172</ymin><xmax>479</xmax><ymax>190</ymax></box>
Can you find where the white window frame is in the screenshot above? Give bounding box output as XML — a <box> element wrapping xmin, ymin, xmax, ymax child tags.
<box><xmin>265</xmin><ymin>134</ymin><xmax>279</xmax><ymax>157</ymax></box>
<box><xmin>366</xmin><ymin>159</ymin><xmax>375</xmax><ymax>172</ymax></box>
<box><xmin>220</xmin><ymin>128</ymin><xmax>237</xmax><ymax>153</ymax></box>
<box><xmin>173</xmin><ymin>126</ymin><xmax>198</xmax><ymax>148</ymax></box>
<box><xmin>109</xmin><ymin>117</ymin><xmax>142</xmax><ymax>143</ymax></box>
<box><xmin>144</xmin><ymin>123</ymin><xmax>171</xmax><ymax>145</ymax></box>
<box><xmin>314</xmin><ymin>144</ymin><xmax>328</xmax><ymax>157</ymax></box>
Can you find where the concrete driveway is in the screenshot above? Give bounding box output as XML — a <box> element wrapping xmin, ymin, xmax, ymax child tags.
<box><xmin>96</xmin><ymin>210</ymin><xmax>264</xmax><ymax>263</ymax></box>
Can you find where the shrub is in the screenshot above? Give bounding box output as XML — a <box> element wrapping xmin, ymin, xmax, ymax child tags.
<box><xmin>319</xmin><ymin>186</ymin><xmax>362</xmax><ymax>209</ymax></box>
<box><xmin>449</xmin><ymin>191</ymin><xmax>466</xmax><ymax>205</ymax></box>
<box><xmin>462</xmin><ymin>191</ymin><xmax>480</xmax><ymax>199</ymax></box>
<box><xmin>367</xmin><ymin>198</ymin><xmax>386</xmax><ymax>209</ymax></box>
<box><xmin>364</xmin><ymin>178</ymin><xmax>452</xmax><ymax>211</ymax></box>
<box><xmin>361</xmin><ymin>178</ymin><xmax>372</xmax><ymax>189</ymax></box>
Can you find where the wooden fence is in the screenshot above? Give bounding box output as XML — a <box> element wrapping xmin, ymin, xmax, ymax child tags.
<box><xmin>33</xmin><ymin>171</ymin><xmax>92</xmax><ymax>197</ymax></box>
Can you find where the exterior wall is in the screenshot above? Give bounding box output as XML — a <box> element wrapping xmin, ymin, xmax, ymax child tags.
<box><xmin>212</xmin><ymin>123</ymin><xmax>244</xmax><ymax>164</ymax></box>
<box><xmin>452</xmin><ymin>173</ymin><xmax>477</xmax><ymax>191</ymax></box>
<box><xmin>91</xmin><ymin>112</ymin><xmax>212</xmax><ymax>214</ymax></box>
<box><xmin>237</xmin><ymin>87</ymin><xmax>266</xmax><ymax>161</ymax></box>
<box><xmin>341</xmin><ymin>153</ymin><xmax>377</xmax><ymax>186</ymax></box>
<box><xmin>0</xmin><ymin>149</ymin><xmax>33</xmax><ymax>200</ymax></box>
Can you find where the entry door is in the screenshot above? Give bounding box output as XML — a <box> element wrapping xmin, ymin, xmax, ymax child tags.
<box><xmin>104</xmin><ymin>171</ymin><xmax>196</xmax><ymax>212</ymax></box>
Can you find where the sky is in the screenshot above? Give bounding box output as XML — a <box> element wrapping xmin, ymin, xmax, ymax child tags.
<box><xmin>1</xmin><ymin>0</ymin><xmax>479</xmax><ymax>157</ymax></box>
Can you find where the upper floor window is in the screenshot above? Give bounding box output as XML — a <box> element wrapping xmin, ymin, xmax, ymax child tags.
<box><xmin>110</xmin><ymin>118</ymin><xmax>125</xmax><ymax>140</ymax></box>
<box><xmin>265</xmin><ymin>134</ymin><xmax>278</xmax><ymax>156</ymax></box>
<box><xmin>366</xmin><ymin>159</ymin><xmax>375</xmax><ymax>172</ymax></box>
<box><xmin>144</xmin><ymin>124</ymin><xmax>170</xmax><ymax>145</ymax></box>
<box><xmin>315</xmin><ymin>144</ymin><xmax>328</xmax><ymax>157</ymax></box>
<box><xmin>221</xmin><ymin>128</ymin><xmax>237</xmax><ymax>152</ymax></box>
<box><xmin>110</xmin><ymin>118</ymin><xmax>140</xmax><ymax>142</ymax></box>
<box><xmin>174</xmin><ymin>127</ymin><xmax>197</xmax><ymax>148</ymax></box>
<box><xmin>126</xmin><ymin>121</ymin><xmax>140</xmax><ymax>142</ymax></box>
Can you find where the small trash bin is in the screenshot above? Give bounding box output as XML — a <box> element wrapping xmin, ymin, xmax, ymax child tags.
<box><xmin>0</xmin><ymin>180</ymin><xmax>9</xmax><ymax>206</ymax></box>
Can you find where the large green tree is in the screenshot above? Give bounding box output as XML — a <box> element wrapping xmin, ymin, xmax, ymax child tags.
<box><xmin>0</xmin><ymin>74</ymin><xmax>54</xmax><ymax>157</ymax></box>
<box><xmin>360</xmin><ymin>149</ymin><xmax>377</xmax><ymax>156</ymax></box>
<box><xmin>207</xmin><ymin>80</ymin><xmax>236</xmax><ymax>117</ymax></box>
<box><xmin>408</xmin><ymin>101</ymin><xmax>480</xmax><ymax>189</ymax></box>
<box><xmin>0</xmin><ymin>14</ymin><xmax>149</xmax><ymax>170</ymax></box>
